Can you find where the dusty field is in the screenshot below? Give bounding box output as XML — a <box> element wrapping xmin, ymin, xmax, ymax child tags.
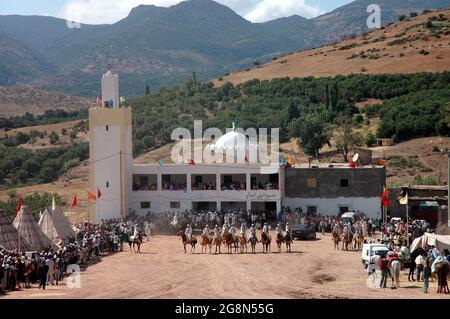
<box><xmin>2</xmin><ymin>232</ymin><xmax>449</xmax><ymax>299</ymax></box>
<box><xmin>215</xmin><ymin>9</ymin><xmax>450</xmax><ymax>86</ymax></box>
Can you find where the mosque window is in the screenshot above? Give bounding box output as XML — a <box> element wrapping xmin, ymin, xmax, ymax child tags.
<box><xmin>141</xmin><ymin>202</ymin><xmax>151</xmax><ymax>209</ymax></box>
<box><xmin>340</xmin><ymin>179</ymin><xmax>349</xmax><ymax>187</ymax></box>
<box><xmin>170</xmin><ymin>202</ymin><xmax>180</xmax><ymax>209</ymax></box>
<box><xmin>106</xmin><ymin>125</ymin><xmax>109</xmax><ymax>131</ymax></box>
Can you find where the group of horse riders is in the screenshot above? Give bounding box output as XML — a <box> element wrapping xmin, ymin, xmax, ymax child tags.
<box><xmin>183</xmin><ymin>221</ymin><xmax>292</xmax><ymax>243</ymax></box>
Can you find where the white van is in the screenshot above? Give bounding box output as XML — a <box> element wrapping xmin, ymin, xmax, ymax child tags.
<box><xmin>361</xmin><ymin>243</ymin><xmax>389</xmax><ymax>269</ymax></box>
<box><xmin>341</xmin><ymin>212</ymin><xmax>356</xmax><ymax>224</ymax></box>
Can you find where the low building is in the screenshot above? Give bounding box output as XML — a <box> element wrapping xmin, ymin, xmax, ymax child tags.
<box><xmin>284</xmin><ymin>164</ymin><xmax>386</xmax><ymax>219</ymax></box>
<box><xmin>388</xmin><ymin>185</ymin><xmax>448</xmax><ymax>228</ymax></box>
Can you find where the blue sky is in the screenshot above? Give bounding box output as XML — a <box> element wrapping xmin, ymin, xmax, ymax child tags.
<box><xmin>0</xmin><ymin>0</ymin><xmax>355</xmax><ymax>23</ymax></box>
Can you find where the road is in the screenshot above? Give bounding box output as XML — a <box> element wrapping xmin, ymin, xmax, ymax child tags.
<box><xmin>2</xmin><ymin>232</ymin><xmax>449</xmax><ymax>299</ymax></box>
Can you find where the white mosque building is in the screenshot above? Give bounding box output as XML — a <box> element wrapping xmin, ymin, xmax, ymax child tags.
<box><xmin>89</xmin><ymin>71</ymin><xmax>386</xmax><ymax>222</ymax></box>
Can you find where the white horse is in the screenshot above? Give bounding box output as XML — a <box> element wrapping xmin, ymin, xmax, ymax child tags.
<box><xmin>389</xmin><ymin>260</ymin><xmax>401</xmax><ymax>289</ymax></box>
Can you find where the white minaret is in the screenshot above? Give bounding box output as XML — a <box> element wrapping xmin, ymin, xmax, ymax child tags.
<box><xmin>89</xmin><ymin>70</ymin><xmax>132</xmax><ymax>222</ymax></box>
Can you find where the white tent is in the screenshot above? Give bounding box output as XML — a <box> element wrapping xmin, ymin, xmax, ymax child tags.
<box><xmin>0</xmin><ymin>209</ymin><xmax>31</xmax><ymax>251</ymax></box>
<box><xmin>13</xmin><ymin>206</ymin><xmax>54</xmax><ymax>251</ymax></box>
<box><xmin>410</xmin><ymin>232</ymin><xmax>450</xmax><ymax>253</ymax></box>
<box><xmin>39</xmin><ymin>206</ymin><xmax>75</xmax><ymax>245</ymax></box>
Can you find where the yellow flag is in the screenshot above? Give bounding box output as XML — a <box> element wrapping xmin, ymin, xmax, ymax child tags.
<box><xmin>52</xmin><ymin>196</ymin><xmax>56</xmax><ymax>210</ymax></box>
<box><xmin>399</xmin><ymin>193</ymin><xmax>408</xmax><ymax>205</ymax></box>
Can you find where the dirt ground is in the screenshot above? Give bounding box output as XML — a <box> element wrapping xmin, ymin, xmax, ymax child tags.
<box><xmin>2</xmin><ymin>231</ymin><xmax>449</xmax><ymax>299</ymax></box>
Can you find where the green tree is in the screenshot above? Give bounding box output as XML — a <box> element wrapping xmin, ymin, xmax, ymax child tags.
<box><xmin>290</xmin><ymin>114</ymin><xmax>331</xmax><ymax>159</ymax></box>
<box><xmin>334</xmin><ymin>118</ymin><xmax>363</xmax><ymax>161</ymax></box>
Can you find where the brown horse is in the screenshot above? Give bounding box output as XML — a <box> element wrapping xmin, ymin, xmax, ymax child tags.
<box><xmin>200</xmin><ymin>235</ymin><xmax>212</xmax><ymax>254</ymax></box>
<box><xmin>213</xmin><ymin>234</ymin><xmax>222</xmax><ymax>254</ymax></box>
<box><xmin>178</xmin><ymin>231</ymin><xmax>197</xmax><ymax>253</ymax></box>
<box><xmin>223</xmin><ymin>233</ymin><xmax>238</xmax><ymax>254</ymax></box>
<box><xmin>128</xmin><ymin>232</ymin><xmax>145</xmax><ymax>253</ymax></box>
<box><xmin>260</xmin><ymin>232</ymin><xmax>271</xmax><ymax>253</ymax></box>
<box><xmin>340</xmin><ymin>232</ymin><xmax>350</xmax><ymax>251</ymax></box>
<box><xmin>332</xmin><ymin>230</ymin><xmax>340</xmax><ymax>250</ymax></box>
<box><xmin>238</xmin><ymin>235</ymin><xmax>247</xmax><ymax>254</ymax></box>
<box><xmin>353</xmin><ymin>232</ymin><xmax>364</xmax><ymax>251</ymax></box>
<box><xmin>436</xmin><ymin>262</ymin><xmax>450</xmax><ymax>294</ymax></box>
<box><xmin>19</xmin><ymin>260</ymin><xmax>36</xmax><ymax>288</ymax></box>
<box><xmin>276</xmin><ymin>233</ymin><xmax>284</xmax><ymax>253</ymax></box>
<box><xmin>284</xmin><ymin>232</ymin><xmax>293</xmax><ymax>253</ymax></box>
<box><xmin>248</xmin><ymin>235</ymin><xmax>258</xmax><ymax>254</ymax></box>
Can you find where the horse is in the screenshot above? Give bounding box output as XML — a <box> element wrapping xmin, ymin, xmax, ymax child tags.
<box><xmin>340</xmin><ymin>232</ymin><xmax>351</xmax><ymax>251</ymax></box>
<box><xmin>200</xmin><ymin>235</ymin><xmax>212</xmax><ymax>254</ymax></box>
<box><xmin>213</xmin><ymin>234</ymin><xmax>222</xmax><ymax>254</ymax></box>
<box><xmin>332</xmin><ymin>229</ymin><xmax>341</xmax><ymax>250</ymax></box>
<box><xmin>178</xmin><ymin>231</ymin><xmax>197</xmax><ymax>253</ymax></box>
<box><xmin>238</xmin><ymin>235</ymin><xmax>247</xmax><ymax>254</ymax></box>
<box><xmin>353</xmin><ymin>232</ymin><xmax>364</xmax><ymax>251</ymax></box>
<box><xmin>223</xmin><ymin>233</ymin><xmax>238</xmax><ymax>254</ymax></box>
<box><xmin>436</xmin><ymin>261</ymin><xmax>450</xmax><ymax>294</ymax></box>
<box><xmin>276</xmin><ymin>233</ymin><xmax>284</xmax><ymax>253</ymax></box>
<box><xmin>284</xmin><ymin>232</ymin><xmax>293</xmax><ymax>253</ymax></box>
<box><xmin>128</xmin><ymin>232</ymin><xmax>145</xmax><ymax>253</ymax></box>
<box><xmin>248</xmin><ymin>235</ymin><xmax>258</xmax><ymax>254</ymax></box>
<box><xmin>260</xmin><ymin>232</ymin><xmax>271</xmax><ymax>253</ymax></box>
<box><xmin>389</xmin><ymin>260</ymin><xmax>401</xmax><ymax>289</ymax></box>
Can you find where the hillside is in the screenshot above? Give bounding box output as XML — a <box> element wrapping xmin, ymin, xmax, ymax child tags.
<box><xmin>0</xmin><ymin>33</ymin><xmax>54</xmax><ymax>85</ymax></box>
<box><xmin>0</xmin><ymin>86</ymin><xmax>92</xmax><ymax>117</ymax></box>
<box><xmin>216</xmin><ymin>8</ymin><xmax>450</xmax><ymax>85</ymax></box>
<box><xmin>1</xmin><ymin>0</ymin><xmax>449</xmax><ymax>96</ymax></box>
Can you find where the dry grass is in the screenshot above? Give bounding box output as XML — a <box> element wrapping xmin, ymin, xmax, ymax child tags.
<box><xmin>215</xmin><ymin>9</ymin><xmax>450</xmax><ymax>86</ymax></box>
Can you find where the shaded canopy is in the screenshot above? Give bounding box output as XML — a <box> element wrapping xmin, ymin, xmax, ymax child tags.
<box><xmin>410</xmin><ymin>232</ymin><xmax>450</xmax><ymax>253</ymax></box>
<box><xmin>0</xmin><ymin>209</ymin><xmax>31</xmax><ymax>251</ymax></box>
<box><xmin>39</xmin><ymin>206</ymin><xmax>75</xmax><ymax>244</ymax></box>
<box><xmin>13</xmin><ymin>206</ymin><xmax>53</xmax><ymax>251</ymax></box>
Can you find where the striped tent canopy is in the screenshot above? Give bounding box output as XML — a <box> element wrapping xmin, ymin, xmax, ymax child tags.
<box><xmin>39</xmin><ymin>206</ymin><xmax>75</xmax><ymax>245</ymax></box>
<box><xmin>13</xmin><ymin>206</ymin><xmax>53</xmax><ymax>251</ymax></box>
<box><xmin>0</xmin><ymin>209</ymin><xmax>31</xmax><ymax>251</ymax></box>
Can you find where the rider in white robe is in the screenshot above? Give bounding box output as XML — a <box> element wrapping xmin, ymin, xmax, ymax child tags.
<box><xmin>202</xmin><ymin>224</ymin><xmax>211</xmax><ymax>240</ymax></box>
<box><xmin>185</xmin><ymin>224</ymin><xmax>192</xmax><ymax>240</ymax></box>
<box><xmin>249</xmin><ymin>224</ymin><xmax>258</xmax><ymax>242</ymax></box>
<box><xmin>285</xmin><ymin>222</ymin><xmax>292</xmax><ymax>238</ymax></box>
<box><xmin>222</xmin><ymin>221</ymin><xmax>229</xmax><ymax>237</ymax></box>
<box><xmin>262</xmin><ymin>223</ymin><xmax>270</xmax><ymax>239</ymax></box>
<box><xmin>275</xmin><ymin>224</ymin><xmax>283</xmax><ymax>238</ymax></box>
<box><xmin>229</xmin><ymin>224</ymin><xmax>236</xmax><ymax>240</ymax></box>
<box><xmin>240</xmin><ymin>223</ymin><xmax>246</xmax><ymax>239</ymax></box>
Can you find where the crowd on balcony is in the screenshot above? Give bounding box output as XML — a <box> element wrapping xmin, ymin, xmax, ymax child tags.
<box><xmin>251</xmin><ymin>181</ymin><xmax>279</xmax><ymax>190</ymax></box>
<box><xmin>162</xmin><ymin>182</ymin><xmax>187</xmax><ymax>191</ymax></box>
<box><xmin>221</xmin><ymin>181</ymin><xmax>246</xmax><ymax>191</ymax></box>
<box><xmin>191</xmin><ymin>183</ymin><xmax>216</xmax><ymax>191</ymax></box>
<box><xmin>132</xmin><ymin>183</ymin><xmax>158</xmax><ymax>191</ymax></box>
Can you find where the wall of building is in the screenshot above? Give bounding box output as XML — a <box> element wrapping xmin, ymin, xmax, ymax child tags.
<box><xmin>283</xmin><ymin>197</ymin><xmax>382</xmax><ymax>219</ymax></box>
<box><xmin>284</xmin><ymin>166</ymin><xmax>385</xmax><ymax>218</ymax></box>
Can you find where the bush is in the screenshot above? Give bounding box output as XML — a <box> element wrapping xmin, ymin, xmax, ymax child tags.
<box><xmin>364</xmin><ymin>132</ymin><xmax>377</xmax><ymax>147</ymax></box>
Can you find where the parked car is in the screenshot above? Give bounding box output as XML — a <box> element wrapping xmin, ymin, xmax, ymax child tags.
<box><xmin>291</xmin><ymin>224</ymin><xmax>316</xmax><ymax>240</ymax></box>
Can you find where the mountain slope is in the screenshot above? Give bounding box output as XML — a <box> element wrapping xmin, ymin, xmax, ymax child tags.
<box><xmin>0</xmin><ymin>85</ymin><xmax>92</xmax><ymax>117</ymax></box>
<box><xmin>216</xmin><ymin>8</ymin><xmax>450</xmax><ymax>85</ymax></box>
<box><xmin>1</xmin><ymin>0</ymin><xmax>450</xmax><ymax>96</ymax></box>
<box><xmin>0</xmin><ymin>33</ymin><xmax>55</xmax><ymax>85</ymax></box>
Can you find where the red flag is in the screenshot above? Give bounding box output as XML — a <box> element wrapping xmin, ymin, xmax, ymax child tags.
<box><xmin>381</xmin><ymin>187</ymin><xmax>389</xmax><ymax>207</ymax></box>
<box><xmin>97</xmin><ymin>187</ymin><xmax>102</xmax><ymax>199</ymax></box>
<box><xmin>14</xmin><ymin>197</ymin><xmax>21</xmax><ymax>218</ymax></box>
<box><xmin>348</xmin><ymin>159</ymin><xmax>356</xmax><ymax>168</ymax></box>
<box><xmin>244</xmin><ymin>156</ymin><xmax>249</xmax><ymax>163</ymax></box>
<box><xmin>188</xmin><ymin>159</ymin><xmax>195</xmax><ymax>165</ymax></box>
<box><xmin>70</xmin><ymin>194</ymin><xmax>77</xmax><ymax>209</ymax></box>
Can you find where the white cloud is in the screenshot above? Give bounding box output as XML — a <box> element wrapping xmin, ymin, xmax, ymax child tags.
<box><xmin>60</xmin><ymin>0</ymin><xmax>262</xmax><ymax>25</ymax></box>
<box><xmin>245</xmin><ymin>0</ymin><xmax>323</xmax><ymax>23</ymax></box>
